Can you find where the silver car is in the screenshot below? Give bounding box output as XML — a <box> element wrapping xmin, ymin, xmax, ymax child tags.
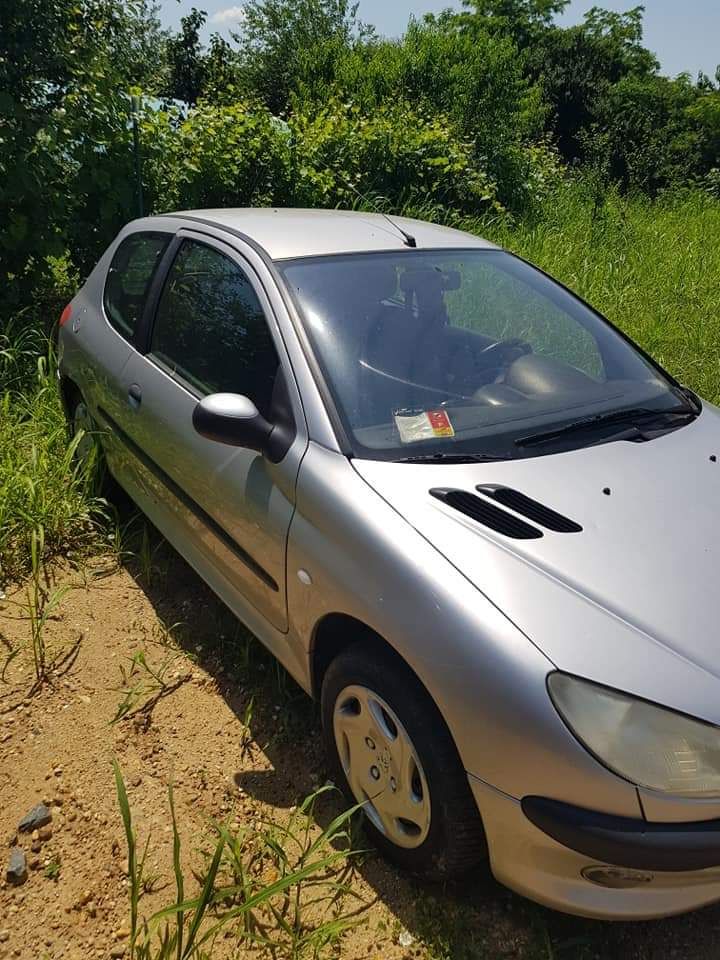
<box><xmin>58</xmin><ymin>209</ymin><xmax>720</xmax><ymax>920</ymax></box>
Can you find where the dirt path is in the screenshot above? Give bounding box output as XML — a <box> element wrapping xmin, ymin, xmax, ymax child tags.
<box><xmin>1</xmin><ymin>538</ymin><xmax>720</xmax><ymax>959</ymax></box>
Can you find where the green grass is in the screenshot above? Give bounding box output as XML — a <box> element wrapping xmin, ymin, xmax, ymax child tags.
<box><xmin>0</xmin><ymin>325</ymin><xmax>103</xmax><ymax>584</ymax></box>
<box><xmin>113</xmin><ymin>763</ymin><xmax>365</xmax><ymax>959</ymax></box>
<box><xmin>479</xmin><ymin>186</ymin><xmax>720</xmax><ymax>403</ymax></box>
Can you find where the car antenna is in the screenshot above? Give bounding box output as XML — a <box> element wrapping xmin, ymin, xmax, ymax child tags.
<box><xmin>345</xmin><ymin>182</ymin><xmax>417</xmax><ymax>248</ymax></box>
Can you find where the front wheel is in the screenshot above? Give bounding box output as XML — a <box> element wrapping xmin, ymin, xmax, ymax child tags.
<box><xmin>321</xmin><ymin>640</ymin><xmax>487</xmax><ymax>879</ymax></box>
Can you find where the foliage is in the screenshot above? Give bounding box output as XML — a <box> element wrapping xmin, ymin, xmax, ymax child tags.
<box><xmin>297</xmin><ymin>17</ymin><xmax>549</xmax><ymax>209</ymax></box>
<box><xmin>235</xmin><ymin>0</ymin><xmax>369</xmax><ymax>115</ymax></box>
<box><xmin>0</xmin><ymin>334</ymin><xmax>103</xmax><ymax>584</ymax></box>
<box><xmin>161</xmin><ymin>8</ymin><xmax>241</xmax><ymax>105</ymax></box>
<box><xmin>141</xmin><ymin>93</ymin><xmax>518</xmax><ymax>218</ymax></box>
<box><xmin>0</xmin><ymin>0</ymin><xmax>165</xmax><ymax>304</ymax></box>
<box><xmin>161</xmin><ymin>7</ymin><xmax>208</xmax><ymax>105</ymax></box>
<box><xmin>143</xmin><ymin>101</ymin><xmax>294</xmax><ymax>211</ymax></box>
<box><xmin>113</xmin><ymin>762</ymin><xmax>365</xmax><ymax>959</ymax></box>
<box><xmin>590</xmin><ymin>73</ymin><xmax>699</xmax><ymax>193</ymax></box>
<box><xmin>459</xmin><ymin>0</ymin><xmax>570</xmax><ymax>47</ymax></box>
<box><xmin>290</xmin><ymin>99</ymin><xmax>504</xmax><ymax>214</ymax></box>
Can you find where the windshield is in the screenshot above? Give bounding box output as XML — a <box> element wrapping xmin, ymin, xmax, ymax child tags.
<box><xmin>279</xmin><ymin>249</ymin><xmax>688</xmax><ymax>460</ymax></box>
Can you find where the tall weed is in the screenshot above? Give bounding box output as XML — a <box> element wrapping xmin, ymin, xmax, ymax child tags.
<box><xmin>113</xmin><ymin>763</ymin><xmax>365</xmax><ymax>959</ymax></box>
<box><xmin>0</xmin><ymin>340</ymin><xmax>103</xmax><ymax>583</ymax></box>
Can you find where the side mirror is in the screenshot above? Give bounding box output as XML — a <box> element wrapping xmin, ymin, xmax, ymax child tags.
<box><xmin>192</xmin><ymin>393</ymin><xmax>272</xmax><ymax>453</ymax></box>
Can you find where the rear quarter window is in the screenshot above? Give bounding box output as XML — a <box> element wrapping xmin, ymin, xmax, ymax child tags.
<box><xmin>103</xmin><ymin>232</ymin><xmax>170</xmax><ymax>340</ymax></box>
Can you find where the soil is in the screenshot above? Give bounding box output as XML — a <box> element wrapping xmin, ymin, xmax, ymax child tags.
<box><xmin>1</xmin><ymin>535</ymin><xmax>720</xmax><ymax>960</ymax></box>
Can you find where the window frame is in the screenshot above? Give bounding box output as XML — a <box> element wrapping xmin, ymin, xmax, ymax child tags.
<box><xmin>101</xmin><ymin>230</ymin><xmax>175</xmax><ymax>346</ymax></box>
<box><xmin>144</xmin><ymin>232</ymin><xmax>287</xmax><ymax>407</ymax></box>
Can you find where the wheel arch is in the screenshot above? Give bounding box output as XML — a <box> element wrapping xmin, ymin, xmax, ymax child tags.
<box><xmin>311</xmin><ymin>613</ymin><xmax>384</xmax><ymax>699</ymax></box>
<box><xmin>58</xmin><ymin>374</ymin><xmax>82</xmax><ymax>421</ymax></box>
<box><xmin>310</xmin><ymin>612</ymin><xmax>459</xmax><ymax>752</ymax></box>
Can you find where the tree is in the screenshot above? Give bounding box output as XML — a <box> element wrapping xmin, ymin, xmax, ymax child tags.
<box><xmin>0</xmin><ymin>0</ymin><xmax>166</xmax><ymax>306</ymax></box>
<box><xmin>234</xmin><ymin>0</ymin><xmax>369</xmax><ymax>115</ymax></box>
<box><xmin>524</xmin><ymin>4</ymin><xmax>659</xmax><ymax>165</ymax></box>
<box><xmin>459</xmin><ymin>0</ymin><xmax>569</xmax><ymax>47</ymax></box>
<box><xmin>590</xmin><ymin>73</ymin><xmax>698</xmax><ymax>192</ymax></box>
<box><xmin>163</xmin><ymin>7</ymin><xmax>209</xmax><ymax>104</ymax></box>
<box><xmin>296</xmin><ymin>16</ymin><xmax>548</xmax><ymax>209</ymax></box>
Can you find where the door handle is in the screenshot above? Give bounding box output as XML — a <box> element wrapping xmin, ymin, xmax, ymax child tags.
<box><xmin>128</xmin><ymin>383</ymin><xmax>142</xmax><ymax>408</ymax></box>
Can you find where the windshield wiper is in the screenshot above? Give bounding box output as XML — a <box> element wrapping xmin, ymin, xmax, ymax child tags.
<box><xmin>396</xmin><ymin>452</ymin><xmax>509</xmax><ymax>464</ymax></box>
<box><xmin>515</xmin><ymin>405</ymin><xmax>696</xmax><ymax>449</ymax></box>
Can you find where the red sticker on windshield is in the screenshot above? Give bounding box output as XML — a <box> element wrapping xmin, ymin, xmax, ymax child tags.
<box><xmin>427</xmin><ymin>410</ymin><xmax>454</xmax><ymax>437</ymax></box>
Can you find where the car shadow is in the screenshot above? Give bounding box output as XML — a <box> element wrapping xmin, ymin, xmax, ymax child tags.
<box><xmin>116</xmin><ymin>510</ymin><xmax>720</xmax><ymax>960</ymax></box>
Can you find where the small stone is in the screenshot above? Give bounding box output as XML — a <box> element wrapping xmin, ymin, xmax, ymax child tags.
<box><xmin>6</xmin><ymin>848</ymin><xmax>27</xmax><ymax>885</ymax></box>
<box><xmin>398</xmin><ymin>929</ymin><xmax>415</xmax><ymax>948</ymax></box>
<box><xmin>109</xmin><ymin>947</ymin><xmax>126</xmax><ymax>958</ymax></box>
<box><xmin>0</xmin><ymin>931</ymin><xmax>9</xmax><ymax>943</ymax></box>
<box><xmin>18</xmin><ymin>803</ymin><xmax>52</xmax><ymax>833</ymax></box>
<box><xmin>38</xmin><ymin>826</ymin><xmax>52</xmax><ymax>842</ymax></box>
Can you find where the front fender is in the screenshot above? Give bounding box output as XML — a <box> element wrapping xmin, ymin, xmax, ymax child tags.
<box><xmin>286</xmin><ymin>443</ymin><xmax>641</xmax><ymax>818</ymax></box>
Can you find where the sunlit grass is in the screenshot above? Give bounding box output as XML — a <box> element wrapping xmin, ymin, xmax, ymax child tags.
<box><xmin>479</xmin><ymin>187</ymin><xmax>720</xmax><ymax>403</ymax></box>
<box><xmin>0</xmin><ymin>340</ymin><xmax>103</xmax><ymax>584</ymax></box>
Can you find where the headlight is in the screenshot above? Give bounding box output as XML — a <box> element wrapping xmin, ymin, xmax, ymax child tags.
<box><xmin>548</xmin><ymin>672</ymin><xmax>720</xmax><ymax>796</ymax></box>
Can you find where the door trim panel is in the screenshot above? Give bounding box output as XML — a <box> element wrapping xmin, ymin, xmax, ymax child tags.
<box><xmin>96</xmin><ymin>406</ymin><xmax>279</xmax><ymax>592</ymax></box>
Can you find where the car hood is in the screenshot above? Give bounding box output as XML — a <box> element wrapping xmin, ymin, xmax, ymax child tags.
<box><xmin>353</xmin><ymin>406</ymin><xmax>720</xmax><ymax>726</ymax></box>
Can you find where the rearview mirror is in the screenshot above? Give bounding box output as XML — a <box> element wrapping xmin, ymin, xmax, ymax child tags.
<box><xmin>192</xmin><ymin>393</ymin><xmax>272</xmax><ymax>453</ymax></box>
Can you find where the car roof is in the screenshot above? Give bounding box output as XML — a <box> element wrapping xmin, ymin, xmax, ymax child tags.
<box><xmin>162</xmin><ymin>207</ymin><xmax>497</xmax><ymax>260</ymax></box>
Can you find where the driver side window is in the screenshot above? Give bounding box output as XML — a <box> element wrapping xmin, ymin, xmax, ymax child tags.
<box><xmin>443</xmin><ymin>259</ymin><xmax>605</xmax><ymax>380</ymax></box>
<box><xmin>150</xmin><ymin>240</ymin><xmax>280</xmax><ymax>418</ymax></box>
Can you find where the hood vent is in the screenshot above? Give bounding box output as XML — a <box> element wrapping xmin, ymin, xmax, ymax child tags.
<box><xmin>430</xmin><ymin>488</ymin><xmax>543</xmax><ymax>540</ymax></box>
<box><xmin>476</xmin><ymin>485</ymin><xmax>582</xmax><ymax>534</ymax></box>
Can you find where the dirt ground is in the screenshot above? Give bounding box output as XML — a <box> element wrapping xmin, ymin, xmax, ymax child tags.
<box><xmin>2</xmin><ymin>530</ymin><xmax>720</xmax><ymax>960</ymax></box>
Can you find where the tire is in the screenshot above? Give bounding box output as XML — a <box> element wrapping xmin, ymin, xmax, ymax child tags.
<box><xmin>66</xmin><ymin>389</ymin><xmax>119</xmax><ymax>499</ymax></box>
<box><xmin>321</xmin><ymin>639</ymin><xmax>487</xmax><ymax>880</ymax></box>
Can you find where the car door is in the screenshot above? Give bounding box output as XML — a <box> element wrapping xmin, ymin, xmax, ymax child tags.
<box><xmin>79</xmin><ymin>230</ymin><xmax>172</xmax><ymax>486</ymax></box>
<box><xmin>112</xmin><ymin>230</ymin><xmax>306</xmax><ymax>633</ymax></box>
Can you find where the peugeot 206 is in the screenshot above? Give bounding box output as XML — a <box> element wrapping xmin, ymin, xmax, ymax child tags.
<box><xmin>57</xmin><ymin>209</ymin><xmax>720</xmax><ymax>919</ymax></box>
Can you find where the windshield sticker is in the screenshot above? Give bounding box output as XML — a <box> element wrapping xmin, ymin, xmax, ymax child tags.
<box><xmin>394</xmin><ymin>409</ymin><xmax>455</xmax><ymax>443</ymax></box>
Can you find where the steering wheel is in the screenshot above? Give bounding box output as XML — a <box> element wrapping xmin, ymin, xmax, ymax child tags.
<box><xmin>479</xmin><ymin>337</ymin><xmax>533</xmax><ymax>367</ymax></box>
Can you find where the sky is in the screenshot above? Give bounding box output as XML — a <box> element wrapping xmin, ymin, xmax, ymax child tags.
<box><xmin>158</xmin><ymin>0</ymin><xmax>720</xmax><ymax>80</ymax></box>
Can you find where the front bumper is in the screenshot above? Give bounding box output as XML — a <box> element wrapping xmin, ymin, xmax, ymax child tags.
<box><xmin>469</xmin><ymin>775</ymin><xmax>720</xmax><ymax>920</ymax></box>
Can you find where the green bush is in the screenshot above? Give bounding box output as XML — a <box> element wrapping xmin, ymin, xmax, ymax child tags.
<box><xmin>143</xmin><ymin>101</ymin><xmax>294</xmax><ymax>212</ymax></box>
<box><xmin>296</xmin><ymin>18</ymin><xmax>553</xmax><ymax>211</ymax></box>
<box><xmin>290</xmin><ymin>99</ymin><xmax>503</xmax><ymax>214</ymax></box>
